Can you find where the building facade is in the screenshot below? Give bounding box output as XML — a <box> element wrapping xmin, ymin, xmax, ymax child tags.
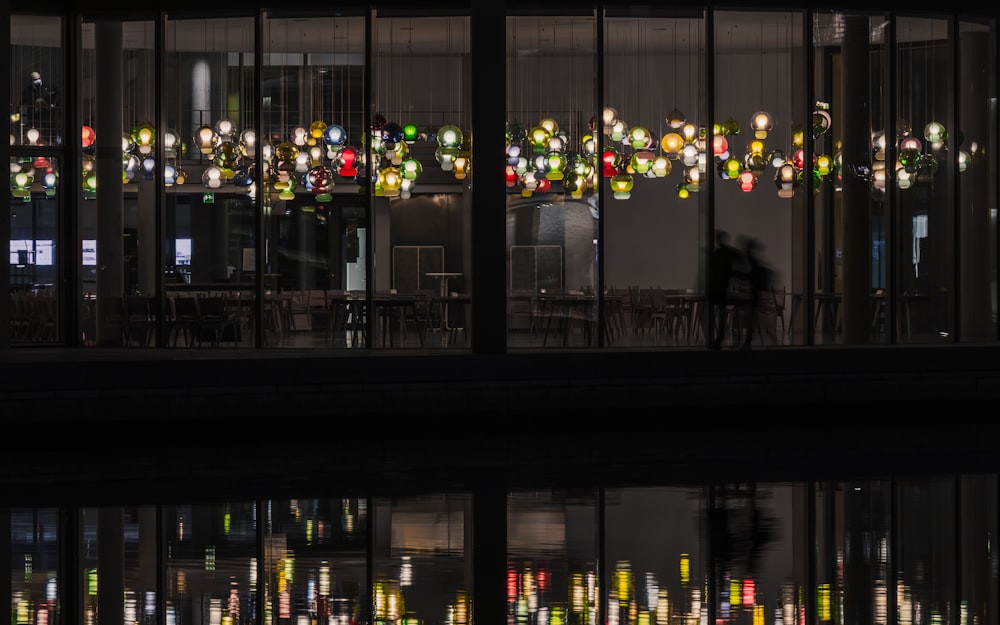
<box><xmin>5</xmin><ymin>3</ymin><xmax>997</xmax><ymax>353</ymax></box>
<box><xmin>3</xmin><ymin>9</ymin><xmax>1000</xmax><ymax>625</ymax></box>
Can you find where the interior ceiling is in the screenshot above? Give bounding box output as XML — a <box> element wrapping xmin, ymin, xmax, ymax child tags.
<box><xmin>13</xmin><ymin>13</ymin><xmax>937</xmax><ymax>55</ymax></box>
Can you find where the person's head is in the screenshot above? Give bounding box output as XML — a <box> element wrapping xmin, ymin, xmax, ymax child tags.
<box><xmin>30</xmin><ymin>71</ymin><xmax>41</xmax><ymax>87</ymax></box>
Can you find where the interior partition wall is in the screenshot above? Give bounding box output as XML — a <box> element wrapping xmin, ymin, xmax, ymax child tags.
<box><xmin>5</xmin><ymin>6</ymin><xmax>999</xmax><ymax>352</ymax></box>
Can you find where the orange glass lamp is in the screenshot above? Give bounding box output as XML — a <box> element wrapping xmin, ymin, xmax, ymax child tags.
<box><xmin>453</xmin><ymin>155</ymin><xmax>471</xmax><ymax>180</ymax></box>
<box><xmin>661</xmin><ymin>132</ymin><xmax>684</xmax><ymax>159</ymax></box>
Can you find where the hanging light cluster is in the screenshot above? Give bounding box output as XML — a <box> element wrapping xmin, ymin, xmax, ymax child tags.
<box><xmin>501</xmin><ymin>98</ymin><xmax>974</xmax><ymax>204</ymax></box>
<box><xmin>364</xmin><ymin>113</ymin><xmax>468</xmax><ymax>199</ymax></box>
<box><xmin>37</xmin><ymin>115</ymin><xmax>472</xmax><ymax>203</ymax></box>
<box><xmin>505</xmin><ymin>117</ymin><xmax>591</xmax><ymax>199</ymax></box>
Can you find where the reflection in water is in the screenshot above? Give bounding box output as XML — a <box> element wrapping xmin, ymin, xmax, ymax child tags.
<box><xmin>708</xmin><ymin>484</ymin><xmax>781</xmax><ymax>578</ymax></box>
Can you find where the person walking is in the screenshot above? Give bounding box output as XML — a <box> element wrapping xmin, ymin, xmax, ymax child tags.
<box><xmin>709</xmin><ymin>229</ymin><xmax>739</xmax><ymax>349</ymax></box>
<box><xmin>740</xmin><ymin>236</ymin><xmax>773</xmax><ymax>349</ymax></box>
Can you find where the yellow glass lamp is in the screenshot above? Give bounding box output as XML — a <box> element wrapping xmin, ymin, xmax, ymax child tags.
<box><xmin>378</xmin><ymin>166</ymin><xmax>403</xmax><ymax>196</ymax></box>
<box><xmin>309</xmin><ymin>120</ymin><xmax>328</xmax><ymax>141</ymax></box>
<box><xmin>528</xmin><ymin>125</ymin><xmax>551</xmax><ymax>154</ymax></box>
<box><xmin>609</xmin><ymin>171</ymin><xmax>634</xmax><ymax>200</ymax></box>
<box><xmin>721</xmin><ymin>156</ymin><xmax>743</xmax><ymax>180</ymax></box>
<box><xmin>661</xmin><ymin>132</ymin><xmax>684</xmax><ymax>159</ymax></box>
<box><xmin>815</xmin><ymin>153</ymin><xmax>835</xmax><ymax>177</ymax></box>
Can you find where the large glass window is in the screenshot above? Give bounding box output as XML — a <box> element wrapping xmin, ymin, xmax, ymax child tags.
<box><xmin>712</xmin><ymin>11</ymin><xmax>804</xmax><ymax>350</ymax></box>
<box><xmin>812</xmin><ymin>12</ymin><xmax>892</xmax><ymax>346</ymax></box>
<box><xmin>163</xmin><ymin>16</ymin><xmax>256</xmax><ymax>347</ymax></box>
<box><xmin>603</xmin><ymin>11</ymin><xmax>708</xmax><ymax>350</ymax></box>
<box><xmin>261</xmin><ymin>13</ymin><xmax>366</xmax><ymax>349</ymax></box>
<box><xmin>9</xmin><ymin>15</ymin><xmax>64</xmax><ymax>345</ymax></box>
<box><xmin>893</xmin><ymin>17</ymin><xmax>954</xmax><ymax>344</ymax></box>
<box><xmin>371</xmin><ymin>13</ymin><xmax>472</xmax><ymax>350</ymax></box>
<box><xmin>957</xmin><ymin>19</ymin><xmax>997</xmax><ymax>342</ymax></box>
<box><xmin>505</xmin><ymin>13</ymin><xmax>599</xmax><ymax>350</ymax></box>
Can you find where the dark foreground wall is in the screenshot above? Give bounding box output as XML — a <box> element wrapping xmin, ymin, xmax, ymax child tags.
<box><xmin>1</xmin><ymin>344</ymin><xmax>998</xmax><ymax>504</ymax></box>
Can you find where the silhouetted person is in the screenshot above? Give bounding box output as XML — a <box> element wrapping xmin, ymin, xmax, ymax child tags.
<box><xmin>741</xmin><ymin>236</ymin><xmax>772</xmax><ymax>349</ymax></box>
<box><xmin>22</xmin><ymin>71</ymin><xmax>57</xmax><ymax>132</ymax></box>
<box><xmin>709</xmin><ymin>229</ymin><xmax>739</xmax><ymax>349</ymax></box>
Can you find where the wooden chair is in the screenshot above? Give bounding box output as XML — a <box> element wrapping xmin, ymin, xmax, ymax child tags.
<box><xmin>168</xmin><ymin>295</ymin><xmax>200</xmax><ymax>347</ymax></box>
<box><xmin>123</xmin><ymin>295</ymin><xmax>155</xmax><ymax>347</ymax></box>
<box><xmin>196</xmin><ymin>295</ymin><xmax>241</xmax><ymax>347</ymax></box>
